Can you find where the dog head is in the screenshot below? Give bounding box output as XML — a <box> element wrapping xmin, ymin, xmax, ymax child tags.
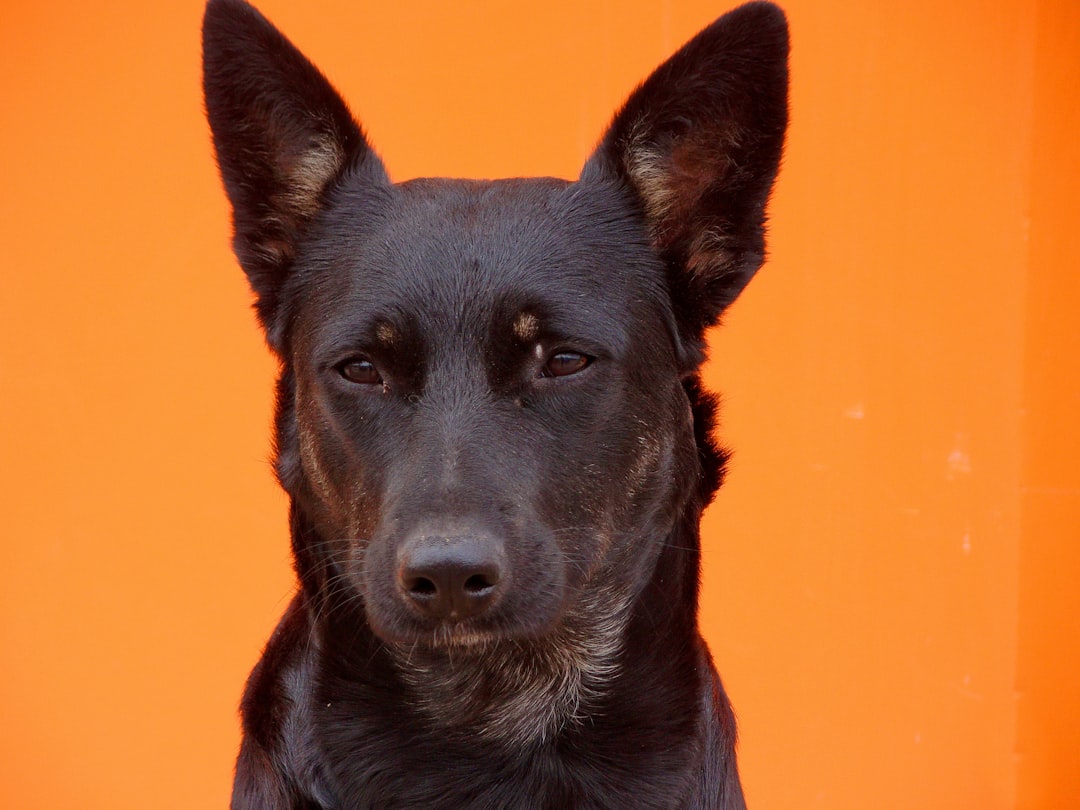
<box><xmin>203</xmin><ymin>0</ymin><xmax>787</xmax><ymax>649</ymax></box>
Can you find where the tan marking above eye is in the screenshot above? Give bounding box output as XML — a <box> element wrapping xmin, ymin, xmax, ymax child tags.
<box><xmin>375</xmin><ymin>323</ymin><xmax>396</xmax><ymax>346</ymax></box>
<box><xmin>513</xmin><ymin>312</ymin><xmax>539</xmax><ymax>342</ymax></box>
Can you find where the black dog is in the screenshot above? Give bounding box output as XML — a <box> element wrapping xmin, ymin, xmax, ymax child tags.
<box><xmin>203</xmin><ymin>1</ymin><xmax>787</xmax><ymax>806</ymax></box>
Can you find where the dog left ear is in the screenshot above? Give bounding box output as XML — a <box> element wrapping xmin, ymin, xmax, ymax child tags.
<box><xmin>202</xmin><ymin>0</ymin><xmax>388</xmax><ymax>344</ymax></box>
<box><xmin>582</xmin><ymin>1</ymin><xmax>789</xmax><ymax>361</ymax></box>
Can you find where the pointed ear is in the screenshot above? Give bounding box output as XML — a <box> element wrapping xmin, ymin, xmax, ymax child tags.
<box><xmin>582</xmin><ymin>1</ymin><xmax>789</xmax><ymax>355</ymax></box>
<box><xmin>202</xmin><ymin>0</ymin><xmax>388</xmax><ymax>338</ymax></box>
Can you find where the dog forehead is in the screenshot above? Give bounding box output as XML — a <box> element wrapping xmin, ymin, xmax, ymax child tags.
<box><xmin>299</xmin><ymin>176</ymin><xmax>666</xmax><ymax>335</ymax></box>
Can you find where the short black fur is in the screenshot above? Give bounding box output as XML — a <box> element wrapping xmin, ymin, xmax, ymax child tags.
<box><xmin>203</xmin><ymin>1</ymin><xmax>788</xmax><ymax>807</ymax></box>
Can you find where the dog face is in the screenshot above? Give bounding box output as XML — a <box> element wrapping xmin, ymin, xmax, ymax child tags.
<box><xmin>203</xmin><ymin>0</ymin><xmax>788</xmax><ymax>650</ymax></box>
<box><xmin>279</xmin><ymin>176</ymin><xmax>697</xmax><ymax>646</ymax></box>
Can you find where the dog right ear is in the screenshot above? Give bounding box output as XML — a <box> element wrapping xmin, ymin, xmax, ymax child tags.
<box><xmin>202</xmin><ymin>0</ymin><xmax>387</xmax><ymax>341</ymax></box>
<box><xmin>581</xmin><ymin>2</ymin><xmax>789</xmax><ymax>368</ymax></box>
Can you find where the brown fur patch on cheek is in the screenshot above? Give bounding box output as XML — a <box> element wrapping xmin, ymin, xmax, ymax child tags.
<box><xmin>298</xmin><ymin>415</ymin><xmax>378</xmax><ymax>537</ymax></box>
<box><xmin>298</xmin><ymin>417</ymin><xmax>341</xmax><ymax>512</ymax></box>
<box><xmin>626</xmin><ymin>434</ymin><xmax>665</xmax><ymax>496</ymax></box>
<box><xmin>345</xmin><ymin>479</ymin><xmax>379</xmax><ymax>542</ymax></box>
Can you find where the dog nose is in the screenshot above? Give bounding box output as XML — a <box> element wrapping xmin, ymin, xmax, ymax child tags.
<box><xmin>397</xmin><ymin>535</ymin><xmax>504</xmax><ymax>621</ymax></box>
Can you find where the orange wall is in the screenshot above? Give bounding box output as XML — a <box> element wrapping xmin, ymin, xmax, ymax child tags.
<box><xmin>1015</xmin><ymin>2</ymin><xmax>1080</xmax><ymax>807</ymax></box>
<box><xmin>1</xmin><ymin>1</ymin><xmax>1076</xmax><ymax>808</ymax></box>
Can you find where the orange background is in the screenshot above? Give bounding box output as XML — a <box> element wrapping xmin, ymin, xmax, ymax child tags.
<box><xmin>1</xmin><ymin>1</ymin><xmax>1076</xmax><ymax>807</ymax></box>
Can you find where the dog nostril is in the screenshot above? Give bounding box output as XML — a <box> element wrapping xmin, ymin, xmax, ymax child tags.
<box><xmin>464</xmin><ymin>573</ymin><xmax>496</xmax><ymax>595</ymax></box>
<box><xmin>407</xmin><ymin>576</ymin><xmax>438</xmax><ymax>597</ymax></box>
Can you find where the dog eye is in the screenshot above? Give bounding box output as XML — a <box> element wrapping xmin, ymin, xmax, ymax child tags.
<box><xmin>337</xmin><ymin>358</ymin><xmax>382</xmax><ymax>385</ymax></box>
<box><xmin>542</xmin><ymin>351</ymin><xmax>590</xmax><ymax>378</ymax></box>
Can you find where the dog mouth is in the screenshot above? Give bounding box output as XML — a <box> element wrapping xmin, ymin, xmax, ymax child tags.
<box><xmin>385</xmin><ymin>621</ymin><xmax>502</xmax><ymax>654</ymax></box>
<box><xmin>427</xmin><ymin>624</ymin><xmax>495</xmax><ymax>649</ymax></box>
<box><xmin>372</xmin><ymin>605</ymin><xmax>560</xmax><ymax>653</ymax></box>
